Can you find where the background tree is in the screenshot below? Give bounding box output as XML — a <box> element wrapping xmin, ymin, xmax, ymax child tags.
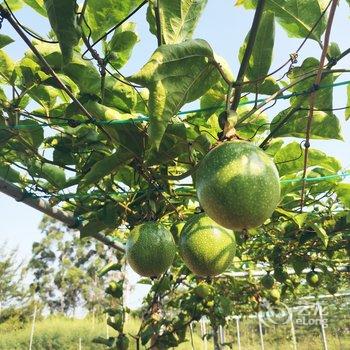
<box><xmin>27</xmin><ymin>217</ymin><xmax>115</xmax><ymax>317</ymax></box>
<box><xmin>0</xmin><ymin>243</ymin><xmax>26</xmax><ymax>316</ymax></box>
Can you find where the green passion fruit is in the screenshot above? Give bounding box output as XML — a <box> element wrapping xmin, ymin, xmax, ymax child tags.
<box><xmin>196</xmin><ymin>141</ymin><xmax>280</xmax><ymax>230</ymax></box>
<box><xmin>179</xmin><ymin>214</ymin><xmax>236</xmax><ymax>276</ymax></box>
<box><xmin>306</xmin><ymin>271</ymin><xmax>322</xmax><ymax>288</ymax></box>
<box><xmin>126</xmin><ymin>222</ymin><xmax>176</xmax><ymax>277</ymax></box>
<box><xmin>261</xmin><ymin>273</ymin><xmax>275</xmax><ymax>290</ymax></box>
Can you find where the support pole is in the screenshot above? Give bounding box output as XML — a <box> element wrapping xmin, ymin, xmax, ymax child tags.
<box><xmin>290</xmin><ymin>313</ymin><xmax>297</xmax><ymax>350</ymax></box>
<box><xmin>235</xmin><ymin>316</ymin><xmax>241</xmax><ymax>350</ymax></box>
<box><xmin>0</xmin><ymin>177</ymin><xmax>125</xmax><ymax>252</ymax></box>
<box><xmin>316</xmin><ymin>302</ymin><xmax>329</xmax><ymax>350</ymax></box>
<box><xmin>29</xmin><ymin>304</ymin><xmax>37</xmax><ymax>350</ymax></box>
<box><xmin>258</xmin><ymin>316</ymin><xmax>265</xmax><ymax>350</ymax></box>
<box><xmin>200</xmin><ymin>318</ymin><xmax>208</xmax><ymax>350</ymax></box>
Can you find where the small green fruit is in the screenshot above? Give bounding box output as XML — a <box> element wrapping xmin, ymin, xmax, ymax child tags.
<box><xmin>126</xmin><ymin>222</ymin><xmax>176</xmax><ymax>277</ymax></box>
<box><xmin>196</xmin><ymin>141</ymin><xmax>280</xmax><ymax>230</ymax></box>
<box><xmin>194</xmin><ymin>282</ymin><xmax>213</xmax><ymax>298</ymax></box>
<box><xmin>261</xmin><ymin>274</ymin><xmax>275</xmax><ymax>290</ymax></box>
<box><xmin>306</xmin><ymin>271</ymin><xmax>321</xmax><ymax>288</ymax></box>
<box><xmin>116</xmin><ymin>334</ymin><xmax>129</xmax><ymax>350</ymax></box>
<box><xmin>179</xmin><ymin>214</ymin><xmax>236</xmax><ymax>276</ymax></box>
<box><xmin>268</xmin><ymin>288</ymin><xmax>280</xmax><ymax>303</ymax></box>
<box><xmin>327</xmin><ymin>284</ymin><xmax>338</xmax><ymax>295</ymax></box>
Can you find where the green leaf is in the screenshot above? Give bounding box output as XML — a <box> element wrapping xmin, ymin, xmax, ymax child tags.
<box><xmin>276</xmin><ymin>208</ymin><xmax>308</xmax><ymax>228</ymax></box>
<box><xmin>0</xmin><ymin>164</ymin><xmax>22</xmax><ymax>183</ymax></box>
<box><xmin>239</xmin><ymin>10</ymin><xmax>275</xmax><ymax>81</ymax></box>
<box><xmin>310</xmin><ymin>222</ymin><xmax>328</xmax><ymax>247</ymax></box>
<box><xmin>288</xmin><ymin>57</ymin><xmax>334</xmax><ymax>110</ymax></box>
<box><xmin>28</xmin><ymin>85</ymin><xmax>58</xmax><ymax>112</ymax></box>
<box><xmin>1</xmin><ymin>0</ymin><xmax>24</xmax><ymax>11</ymax></box>
<box><xmin>80</xmin><ymin>219</ymin><xmax>108</xmax><ymax>238</ymax></box>
<box><xmin>149</xmin><ymin>0</ymin><xmax>208</xmax><ymax>44</ymax></box>
<box><xmin>85</xmin><ymin>0</ymin><xmax>142</xmax><ymax>41</ymax></box>
<box><xmin>328</xmin><ymin>42</ymin><xmax>341</xmax><ymax>59</ymax></box>
<box><xmin>146</xmin><ymin>123</ymin><xmax>188</xmax><ymax>165</ymax></box>
<box><xmin>26</xmin><ymin>42</ymin><xmax>63</xmax><ymax>70</ymax></box>
<box><xmin>0</xmin><ymin>34</ymin><xmax>14</xmax><ymax>49</ymax></box>
<box><xmin>271</xmin><ymin>109</ymin><xmax>342</xmax><ymax>140</ymax></box>
<box><xmin>103</xmin><ymin>77</ymin><xmax>138</xmax><ymax>113</ymax></box>
<box><xmin>18</xmin><ymin>120</ymin><xmax>44</xmax><ymax>148</ymax></box>
<box><xmin>130</xmin><ymin>39</ymin><xmax>220</xmax><ymax>148</ymax></box>
<box><xmin>274</xmin><ymin>142</ymin><xmax>341</xmax><ymax>176</ymax></box>
<box><xmin>0</xmin><ymin>50</ymin><xmax>15</xmax><ymax>83</ymax></box>
<box><xmin>63</xmin><ymin>57</ymin><xmax>101</xmax><ymax>95</ymax></box>
<box><xmin>242</xmin><ymin>76</ymin><xmax>280</xmax><ymax>95</ymax></box>
<box><xmin>24</xmin><ymin>0</ymin><xmax>47</xmax><ymax>16</ymax></box>
<box><xmin>346</xmin><ymin>85</ymin><xmax>350</xmax><ymax>121</ymax></box>
<box><xmin>266</xmin><ymin>0</ymin><xmax>326</xmax><ymax>41</ymax></box>
<box><xmin>44</xmin><ymin>0</ymin><xmax>80</xmax><ymax>63</ymax></box>
<box><xmin>336</xmin><ymin>183</ymin><xmax>350</xmax><ymax>208</ymax></box>
<box><xmin>106</xmin><ymin>22</ymin><xmax>139</xmax><ymax>69</ymax></box>
<box><xmin>28</xmin><ymin>161</ymin><xmax>66</xmax><ymax>188</ymax></box>
<box><xmin>80</xmin><ymin>149</ymin><xmax>133</xmax><ymax>189</ymax></box>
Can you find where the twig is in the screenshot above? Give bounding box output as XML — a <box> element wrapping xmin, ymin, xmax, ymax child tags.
<box><xmin>154</xmin><ymin>0</ymin><xmax>163</xmax><ymax>46</ymax></box>
<box><xmin>229</xmin><ymin>0</ymin><xmax>266</xmax><ymax>113</ymax></box>
<box><xmin>300</xmin><ymin>0</ymin><xmax>339</xmax><ymax>211</ymax></box>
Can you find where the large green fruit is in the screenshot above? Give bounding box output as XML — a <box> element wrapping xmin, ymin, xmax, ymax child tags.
<box><xmin>196</xmin><ymin>141</ymin><xmax>280</xmax><ymax>229</ymax></box>
<box><xmin>126</xmin><ymin>222</ymin><xmax>176</xmax><ymax>277</ymax></box>
<box><xmin>179</xmin><ymin>214</ymin><xmax>236</xmax><ymax>276</ymax></box>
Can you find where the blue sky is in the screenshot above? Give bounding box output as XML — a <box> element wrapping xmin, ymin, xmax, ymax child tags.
<box><xmin>0</xmin><ymin>1</ymin><xmax>349</xmax><ymax>308</ymax></box>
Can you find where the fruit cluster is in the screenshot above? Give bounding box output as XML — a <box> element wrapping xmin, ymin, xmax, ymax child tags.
<box><xmin>126</xmin><ymin>141</ymin><xmax>281</xmax><ymax>277</ymax></box>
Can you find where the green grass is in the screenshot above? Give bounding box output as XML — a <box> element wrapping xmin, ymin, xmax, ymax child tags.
<box><xmin>0</xmin><ymin>316</ymin><xmax>108</xmax><ymax>350</ymax></box>
<box><xmin>0</xmin><ymin>315</ymin><xmax>349</xmax><ymax>349</ymax></box>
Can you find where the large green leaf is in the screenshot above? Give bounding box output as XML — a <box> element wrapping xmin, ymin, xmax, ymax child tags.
<box><xmin>18</xmin><ymin>120</ymin><xmax>44</xmax><ymax>148</ymax></box>
<box><xmin>28</xmin><ymin>161</ymin><xmax>67</xmax><ymax>188</ymax></box>
<box><xmin>26</xmin><ymin>42</ymin><xmax>63</xmax><ymax>70</ymax></box>
<box><xmin>85</xmin><ymin>0</ymin><xmax>142</xmax><ymax>41</ymax></box>
<box><xmin>63</xmin><ymin>57</ymin><xmax>101</xmax><ymax>95</ymax></box>
<box><xmin>103</xmin><ymin>78</ymin><xmax>138</xmax><ymax>113</ymax></box>
<box><xmin>80</xmin><ymin>149</ymin><xmax>133</xmax><ymax>189</ymax></box>
<box><xmin>106</xmin><ymin>22</ymin><xmax>139</xmax><ymax>69</ymax></box>
<box><xmin>271</xmin><ymin>109</ymin><xmax>342</xmax><ymax>140</ymax></box>
<box><xmin>267</xmin><ymin>0</ymin><xmax>327</xmax><ymax>41</ymax></box>
<box><xmin>148</xmin><ymin>0</ymin><xmax>208</xmax><ymax>44</ymax></box>
<box><xmin>130</xmin><ymin>39</ymin><xmax>220</xmax><ymax>148</ymax></box>
<box><xmin>83</xmin><ymin>100</ymin><xmax>144</xmax><ymax>155</ymax></box>
<box><xmin>146</xmin><ymin>123</ymin><xmax>188</xmax><ymax>165</ymax></box>
<box><xmin>44</xmin><ymin>0</ymin><xmax>80</xmax><ymax>63</ymax></box>
<box><xmin>274</xmin><ymin>142</ymin><xmax>341</xmax><ymax>176</ymax></box>
<box><xmin>239</xmin><ymin>10</ymin><xmax>275</xmax><ymax>81</ymax></box>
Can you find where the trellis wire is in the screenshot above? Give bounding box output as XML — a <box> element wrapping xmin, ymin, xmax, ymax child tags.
<box><xmin>2</xmin><ymin>77</ymin><xmax>350</xmax><ymax>130</ymax></box>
